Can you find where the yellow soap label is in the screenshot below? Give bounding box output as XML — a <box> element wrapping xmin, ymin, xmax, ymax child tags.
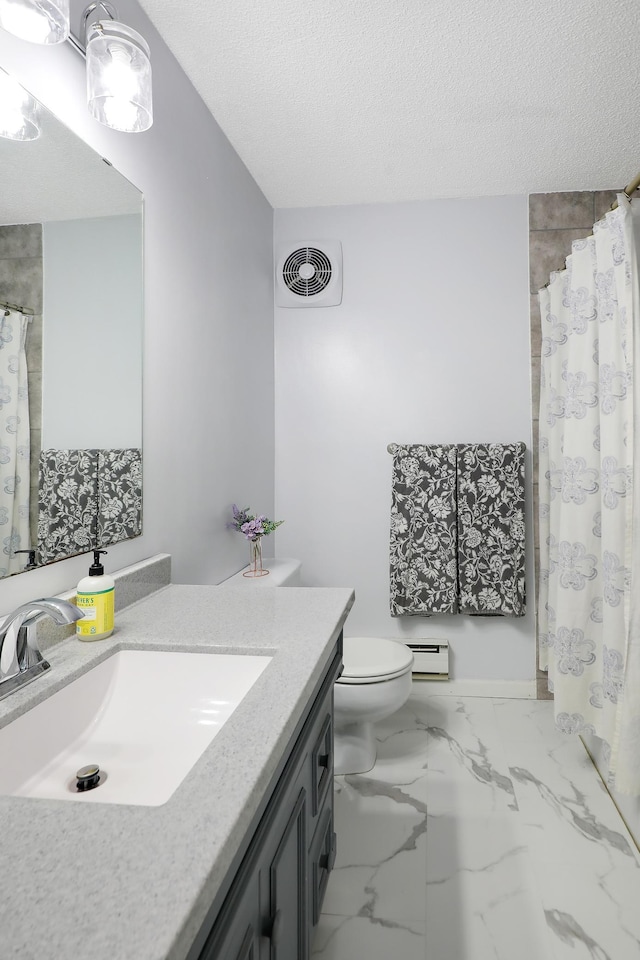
<box><xmin>76</xmin><ymin>588</ymin><xmax>114</xmax><ymax>638</ymax></box>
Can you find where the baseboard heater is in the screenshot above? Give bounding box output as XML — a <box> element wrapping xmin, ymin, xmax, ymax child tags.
<box><xmin>407</xmin><ymin>639</ymin><xmax>449</xmax><ymax>680</ymax></box>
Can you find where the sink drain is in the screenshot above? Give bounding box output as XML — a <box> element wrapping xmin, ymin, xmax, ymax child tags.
<box><xmin>76</xmin><ymin>764</ymin><xmax>102</xmax><ymax>792</ymax></box>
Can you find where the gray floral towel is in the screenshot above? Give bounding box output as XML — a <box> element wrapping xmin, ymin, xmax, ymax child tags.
<box><xmin>389</xmin><ymin>444</ymin><xmax>458</xmax><ymax>616</ymax></box>
<box><xmin>38</xmin><ymin>449</ymin><xmax>99</xmax><ymax>563</ymax></box>
<box><xmin>457</xmin><ymin>443</ymin><xmax>526</xmax><ymax>617</ymax></box>
<box><xmin>97</xmin><ymin>448</ymin><xmax>142</xmax><ymax>547</ymax></box>
<box><xmin>38</xmin><ymin>447</ymin><xmax>143</xmax><ymax>564</ymax></box>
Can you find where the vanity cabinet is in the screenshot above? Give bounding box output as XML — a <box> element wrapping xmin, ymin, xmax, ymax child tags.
<box><xmin>191</xmin><ymin>639</ymin><xmax>341</xmax><ymax>960</ymax></box>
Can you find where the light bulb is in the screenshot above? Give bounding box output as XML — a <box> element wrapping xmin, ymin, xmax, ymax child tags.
<box><xmin>101</xmin><ymin>44</ymin><xmax>138</xmax><ymax>99</ymax></box>
<box><xmin>86</xmin><ymin>21</ymin><xmax>153</xmax><ymax>133</ymax></box>
<box><xmin>102</xmin><ymin>96</ymin><xmax>139</xmax><ymax>132</ymax></box>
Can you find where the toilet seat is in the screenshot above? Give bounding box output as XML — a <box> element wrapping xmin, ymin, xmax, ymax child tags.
<box><xmin>337</xmin><ymin>636</ymin><xmax>414</xmax><ymax>685</ymax></box>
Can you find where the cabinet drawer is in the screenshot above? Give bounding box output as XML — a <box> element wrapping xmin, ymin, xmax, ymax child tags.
<box><xmin>310</xmin><ymin>808</ymin><xmax>336</xmax><ymax>926</ymax></box>
<box><xmin>310</xmin><ymin>710</ymin><xmax>333</xmax><ymax>819</ymax></box>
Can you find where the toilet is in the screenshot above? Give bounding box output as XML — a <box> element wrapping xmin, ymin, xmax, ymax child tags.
<box><xmin>220</xmin><ymin>557</ymin><xmax>302</xmax><ymax>586</ymax></box>
<box><xmin>334</xmin><ymin>637</ymin><xmax>414</xmax><ymax>775</ymax></box>
<box><xmin>220</xmin><ymin>559</ymin><xmax>414</xmax><ymax>775</ymax></box>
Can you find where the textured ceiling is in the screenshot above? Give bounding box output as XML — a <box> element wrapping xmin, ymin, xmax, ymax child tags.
<box><xmin>138</xmin><ymin>0</ymin><xmax>640</xmax><ymax>208</ymax></box>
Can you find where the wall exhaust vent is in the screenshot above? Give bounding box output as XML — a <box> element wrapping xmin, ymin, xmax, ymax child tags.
<box><xmin>276</xmin><ymin>240</ymin><xmax>342</xmax><ymax>307</ymax></box>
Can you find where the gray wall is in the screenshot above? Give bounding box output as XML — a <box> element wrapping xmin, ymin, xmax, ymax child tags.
<box><xmin>274</xmin><ymin>197</ymin><xmax>536</xmax><ymax>684</ymax></box>
<box><xmin>0</xmin><ymin>0</ymin><xmax>274</xmax><ymax>605</ymax></box>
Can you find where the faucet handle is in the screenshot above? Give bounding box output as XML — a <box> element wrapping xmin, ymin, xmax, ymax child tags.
<box><xmin>0</xmin><ymin>619</ymin><xmax>20</xmax><ymax>678</ymax></box>
<box><xmin>21</xmin><ymin>619</ymin><xmax>45</xmax><ymax>667</ymax></box>
<box><xmin>0</xmin><ymin>597</ymin><xmax>81</xmax><ymax>701</ymax></box>
<box><xmin>0</xmin><ymin>613</ymin><xmax>45</xmax><ymax>679</ymax></box>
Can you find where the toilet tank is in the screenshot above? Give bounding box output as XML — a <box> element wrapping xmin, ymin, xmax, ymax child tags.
<box><xmin>220</xmin><ymin>558</ymin><xmax>301</xmax><ymax>587</ymax></box>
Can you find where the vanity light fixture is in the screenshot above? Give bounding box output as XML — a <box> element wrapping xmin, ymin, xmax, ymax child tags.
<box><xmin>0</xmin><ymin>0</ymin><xmax>69</xmax><ymax>44</ymax></box>
<box><xmin>84</xmin><ymin>2</ymin><xmax>153</xmax><ymax>133</ymax></box>
<box><xmin>0</xmin><ymin>67</ymin><xmax>40</xmax><ymax>140</ymax></box>
<box><xmin>0</xmin><ymin>0</ymin><xmax>152</xmax><ymax>134</ymax></box>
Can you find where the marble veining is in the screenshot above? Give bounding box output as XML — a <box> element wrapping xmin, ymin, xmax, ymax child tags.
<box><xmin>344</xmin><ymin>774</ymin><xmax>428</xmax><ymax>824</ymax></box>
<box><xmin>313</xmin><ymin>915</ymin><xmax>427</xmax><ymax>960</ymax></box>
<box><xmin>321</xmin><ymin>773</ymin><xmax>428</xmax><ymax>923</ymax></box>
<box><xmin>313</xmin><ymin>691</ymin><xmax>640</xmax><ymax>960</ymax></box>
<box><xmin>545</xmin><ymin>909</ymin><xmax>613</xmax><ymax>960</ymax></box>
<box><xmin>510</xmin><ymin>763</ymin><xmax>636</xmax><ymax>862</ymax></box>
<box><xmin>429</xmin><ymin>723</ymin><xmax>519</xmax><ymax>811</ymax></box>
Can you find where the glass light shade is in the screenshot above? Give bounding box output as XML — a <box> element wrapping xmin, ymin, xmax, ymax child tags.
<box><xmin>86</xmin><ymin>20</ymin><xmax>153</xmax><ymax>133</ymax></box>
<box><xmin>0</xmin><ymin>0</ymin><xmax>69</xmax><ymax>44</ymax></box>
<box><xmin>0</xmin><ymin>69</ymin><xmax>40</xmax><ymax>140</ymax></box>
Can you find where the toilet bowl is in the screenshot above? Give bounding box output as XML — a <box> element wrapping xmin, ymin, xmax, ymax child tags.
<box><xmin>220</xmin><ymin>561</ymin><xmax>413</xmax><ymax>775</ymax></box>
<box><xmin>334</xmin><ymin>637</ymin><xmax>414</xmax><ymax>776</ymax></box>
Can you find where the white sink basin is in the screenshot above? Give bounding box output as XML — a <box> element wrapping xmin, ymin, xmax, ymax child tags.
<box><xmin>0</xmin><ymin>649</ymin><xmax>271</xmax><ymax>806</ymax></box>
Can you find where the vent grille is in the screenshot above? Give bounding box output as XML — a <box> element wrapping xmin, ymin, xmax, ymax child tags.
<box><xmin>282</xmin><ymin>247</ymin><xmax>332</xmax><ymax>298</ymax></box>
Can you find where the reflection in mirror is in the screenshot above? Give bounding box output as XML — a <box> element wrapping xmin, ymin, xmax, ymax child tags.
<box><xmin>0</xmin><ymin>71</ymin><xmax>143</xmax><ymax>578</ymax></box>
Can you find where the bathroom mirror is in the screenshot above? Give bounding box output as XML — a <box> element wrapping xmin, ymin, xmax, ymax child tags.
<box><xmin>0</xmin><ymin>70</ymin><xmax>143</xmax><ymax>578</ymax></box>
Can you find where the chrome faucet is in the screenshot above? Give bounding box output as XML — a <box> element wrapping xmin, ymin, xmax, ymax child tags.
<box><xmin>0</xmin><ymin>598</ymin><xmax>83</xmax><ymax>702</ymax></box>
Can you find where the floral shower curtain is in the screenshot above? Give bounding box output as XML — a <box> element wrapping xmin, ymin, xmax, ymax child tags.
<box><xmin>0</xmin><ymin>309</ymin><xmax>31</xmax><ymax>577</ymax></box>
<box><xmin>538</xmin><ymin>195</ymin><xmax>640</xmax><ymax>795</ymax></box>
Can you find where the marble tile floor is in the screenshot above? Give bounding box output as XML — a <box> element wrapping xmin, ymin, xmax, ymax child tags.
<box><xmin>311</xmin><ymin>690</ymin><xmax>640</xmax><ymax>960</ymax></box>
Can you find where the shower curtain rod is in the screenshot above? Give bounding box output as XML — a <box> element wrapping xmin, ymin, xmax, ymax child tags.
<box><xmin>610</xmin><ymin>169</ymin><xmax>640</xmax><ymax>210</ymax></box>
<box><xmin>541</xmin><ymin>170</ymin><xmax>640</xmax><ymax>288</ymax></box>
<box><xmin>0</xmin><ymin>300</ymin><xmax>33</xmax><ymax>315</ymax></box>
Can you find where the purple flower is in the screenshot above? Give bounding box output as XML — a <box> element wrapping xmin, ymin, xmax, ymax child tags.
<box><xmin>228</xmin><ymin>504</ymin><xmax>251</xmax><ymax>532</ymax></box>
<box><xmin>229</xmin><ymin>504</ymin><xmax>284</xmax><ymax>538</ymax></box>
<box><xmin>241</xmin><ymin>519</ymin><xmax>264</xmax><ymax>540</ymax></box>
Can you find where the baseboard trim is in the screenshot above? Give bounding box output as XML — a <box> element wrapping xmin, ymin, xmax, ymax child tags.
<box><xmin>410</xmin><ymin>678</ymin><xmax>537</xmax><ymax>699</ymax></box>
<box><xmin>581</xmin><ymin>734</ymin><xmax>640</xmax><ymax>857</ymax></box>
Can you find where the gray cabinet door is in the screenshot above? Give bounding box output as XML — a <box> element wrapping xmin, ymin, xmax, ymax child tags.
<box><xmin>261</xmin><ymin>787</ymin><xmax>308</xmax><ymax>960</ymax></box>
<box><xmin>198</xmin><ymin>868</ymin><xmax>261</xmax><ymax>960</ymax></box>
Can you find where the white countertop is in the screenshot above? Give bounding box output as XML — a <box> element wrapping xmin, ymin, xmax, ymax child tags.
<box><xmin>0</xmin><ymin>583</ymin><xmax>354</xmax><ymax>960</ymax></box>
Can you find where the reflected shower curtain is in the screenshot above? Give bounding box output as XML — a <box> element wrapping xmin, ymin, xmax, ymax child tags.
<box><xmin>538</xmin><ymin>195</ymin><xmax>640</xmax><ymax>795</ymax></box>
<box><xmin>0</xmin><ymin>309</ymin><xmax>31</xmax><ymax>577</ymax></box>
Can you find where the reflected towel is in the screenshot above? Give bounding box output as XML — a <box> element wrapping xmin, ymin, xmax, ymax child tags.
<box><xmin>97</xmin><ymin>448</ymin><xmax>142</xmax><ymax>547</ymax></box>
<box><xmin>38</xmin><ymin>447</ymin><xmax>143</xmax><ymax>564</ymax></box>
<box><xmin>38</xmin><ymin>448</ymin><xmax>98</xmax><ymax>564</ymax></box>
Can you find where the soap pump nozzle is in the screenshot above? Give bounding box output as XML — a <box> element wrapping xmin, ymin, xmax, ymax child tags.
<box><xmin>89</xmin><ymin>549</ymin><xmax>108</xmax><ymax>577</ymax></box>
<box><xmin>15</xmin><ymin>549</ymin><xmax>37</xmax><ymax>570</ymax></box>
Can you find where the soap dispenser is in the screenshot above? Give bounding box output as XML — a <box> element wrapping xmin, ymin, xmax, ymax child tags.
<box><xmin>76</xmin><ymin>550</ymin><xmax>115</xmax><ymax>641</ymax></box>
